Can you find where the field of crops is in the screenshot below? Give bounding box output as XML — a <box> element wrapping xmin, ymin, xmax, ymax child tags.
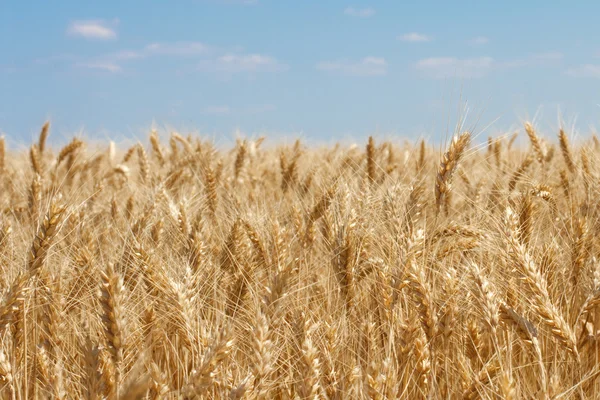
<box><xmin>0</xmin><ymin>122</ymin><xmax>599</xmax><ymax>398</ymax></box>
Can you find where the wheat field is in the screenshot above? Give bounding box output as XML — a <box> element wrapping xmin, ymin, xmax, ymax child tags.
<box><xmin>0</xmin><ymin>122</ymin><xmax>599</xmax><ymax>399</ymax></box>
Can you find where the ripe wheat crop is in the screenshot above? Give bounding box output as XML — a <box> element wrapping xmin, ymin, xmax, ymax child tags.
<box><xmin>0</xmin><ymin>122</ymin><xmax>599</xmax><ymax>399</ymax></box>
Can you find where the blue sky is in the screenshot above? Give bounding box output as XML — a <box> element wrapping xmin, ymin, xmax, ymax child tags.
<box><xmin>1</xmin><ymin>0</ymin><xmax>599</xmax><ymax>144</ymax></box>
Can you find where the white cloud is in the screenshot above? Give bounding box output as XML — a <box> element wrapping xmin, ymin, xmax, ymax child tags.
<box><xmin>145</xmin><ymin>42</ymin><xmax>208</xmax><ymax>56</ymax></box>
<box><xmin>200</xmin><ymin>54</ymin><xmax>288</xmax><ymax>73</ymax></box>
<box><xmin>398</xmin><ymin>32</ymin><xmax>432</xmax><ymax>43</ymax></box>
<box><xmin>344</xmin><ymin>7</ymin><xmax>375</xmax><ymax>17</ymax></box>
<box><xmin>566</xmin><ymin>64</ymin><xmax>600</xmax><ymax>78</ymax></box>
<box><xmin>316</xmin><ymin>57</ymin><xmax>387</xmax><ymax>76</ymax></box>
<box><xmin>245</xmin><ymin>104</ymin><xmax>276</xmax><ymax>114</ymax></box>
<box><xmin>218</xmin><ymin>0</ymin><xmax>258</xmax><ymax>4</ymax></box>
<box><xmin>71</xmin><ymin>42</ymin><xmax>210</xmax><ymax>73</ymax></box>
<box><xmin>75</xmin><ymin>62</ymin><xmax>122</xmax><ymax>73</ymax></box>
<box><xmin>415</xmin><ymin>51</ymin><xmax>564</xmax><ymax>79</ymax></box>
<box><xmin>415</xmin><ymin>57</ymin><xmax>494</xmax><ymax>78</ymax></box>
<box><xmin>531</xmin><ymin>52</ymin><xmax>563</xmax><ymax>61</ymax></box>
<box><xmin>202</xmin><ymin>104</ymin><xmax>275</xmax><ymax>115</ymax></box>
<box><xmin>0</xmin><ymin>65</ymin><xmax>17</xmax><ymax>74</ymax></box>
<box><xmin>203</xmin><ymin>106</ymin><xmax>231</xmax><ymax>115</ymax></box>
<box><xmin>67</xmin><ymin>20</ymin><xmax>117</xmax><ymax>40</ymax></box>
<box><xmin>68</xmin><ymin>37</ymin><xmax>285</xmax><ymax>75</ymax></box>
<box><xmin>111</xmin><ymin>50</ymin><xmax>143</xmax><ymax>60</ymax></box>
<box><xmin>501</xmin><ymin>52</ymin><xmax>563</xmax><ymax>68</ymax></box>
<box><xmin>469</xmin><ymin>36</ymin><xmax>489</xmax><ymax>45</ymax></box>
<box><xmin>34</xmin><ymin>54</ymin><xmax>78</xmax><ymax>65</ymax></box>
<box><xmin>93</xmin><ymin>42</ymin><xmax>208</xmax><ymax>63</ymax></box>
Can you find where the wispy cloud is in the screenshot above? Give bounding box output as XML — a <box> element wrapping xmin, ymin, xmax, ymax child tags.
<box><xmin>100</xmin><ymin>42</ymin><xmax>208</xmax><ymax>62</ymax></box>
<box><xmin>316</xmin><ymin>57</ymin><xmax>387</xmax><ymax>76</ymax></box>
<box><xmin>532</xmin><ymin>52</ymin><xmax>564</xmax><ymax>61</ymax></box>
<box><xmin>0</xmin><ymin>65</ymin><xmax>17</xmax><ymax>74</ymax></box>
<box><xmin>501</xmin><ymin>52</ymin><xmax>563</xmax><ymax>68</ymax></box>
<box><xmin>75</xmin><ymin>62</ymin><xmax>122</xmax><ymax>73</ymax></box>
<box><xmin>344</xmin><ymin>7</ymin><xmax>375</xmax><ymax>17</ymax></box>
<box><xmin>203</xmin><ymin>106</ymin><xmax>231</xmax><ymax>115</ymax></box>
<box><xmin>200</xmin><ymin>54</ymin><xmax>288</xmax><ymax>73</ymax></box>
<box><xmin>217</xmin><ymin>0</ymin><xmax>258</xmax><ymax>4</ymax></box>
<box><xmin>245</xmin><ymin>104</ymin><xmax>276</xmax><ymax>114</ymax></box>
<box><xmin>566</xmin><ymin>64</ymin><xmax>600</xmax><ymax>78</ymax></box>
<box><xmin>202</xmin><ymin>104</ymin><xmax>275</xmax><ymax>115</ymax></box>
<box><xmin>67</xmin><ymin>19</ymin><xmax>118</xmax><ymax>40</ymax></box>
<box><xmin>468</xmin><ymin>36</ymin><xmax>489</xmax><ymax>45</ymax></box>
<box><xmin>416</xmin><ymin>52</ymin><xmax>563</xmax><ymax>79</ymax></box>
<box><xmin>110</xmin><ymin>50</ymin><xmax>145</xmax><ymax>61</ymax></box>
<box><xmin>34</xmin><ymin>54</ymin><xmax>78</xmax><ymax>66</ymax></box>
<box><xmin>415</xmin><ymin>57</ymin><xmax>493</xmax><ymax>78</ymax></box>
<box><xmin>71</xmin><ymin>41</ymin><xmax>210</xmax><ymax>72</ymax></box>
<box><xmin>67</xmin><ymin>37</ymin><xmax>285</xmax><ymax>75</ymax></box>
<box><xmin>398</xmin><ymin>32</ymin><xmax>432</xmax><ymax>43</ymax></box>
<box><xmin>145</xmin><ymin>42</ymin><xmax>209</xmax><ymax>56</ymax></box>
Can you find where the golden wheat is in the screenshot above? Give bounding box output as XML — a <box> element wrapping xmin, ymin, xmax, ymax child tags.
<box><xmin>0</xmin><ymin>122</ymin><xmax>599</xmax><ymax>398</ymax></box>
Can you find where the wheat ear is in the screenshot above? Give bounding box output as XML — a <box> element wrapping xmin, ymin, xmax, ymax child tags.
<box><xmin>38</xmin><ymin>121</ymin><xmax>50</xmax><ymax>154</ymax></box>
<box><xmin>0</xmin><ymin>136</ymin><xmax>5</xmax><ymax>173</ymax></box>
<box><xmin>149</xmin><ymin>129</ymin><xmax>165</xmax><ymax>166</ymax></box>
<box><xmin>366</xmin><ymin>135</ymin><xmax>376</xmax><ymax>185</ymax></box>
<box><xmin>524</xmin><ymin>122</ymin><xmax>545</xmax><ymax>164</ymax></box>
<box><xmin>503</xmin><ymin>207</ymin><xmax>579</xmax><ymax>360</ymax></box>
<box><xmin>28</xmin><ymin>203</ymin><xmax>66</xmax><ymax>277</ymax></box>
<box><xmin>186</xmin><ymin>327</ymin><xmax>234</xmax><ymax>395</ymax></box>
<box><xmin>56</xmin><ymin>137</ymin><xmax>83</xmax><ymax>167</ymax></box>
<box><xmin>99</xmin><ymin>262</ymin><xmax>125</xmax><ymax>396</ymax></box>
<box><xmin>559</xmin><ymin>128</ymin><xmax>576</xmax><ymax>173</ymax></box>
<box><xmin>435</xmin><ymin>131</ymin><xmax>470</xmax><ymax>214</ymax></box>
